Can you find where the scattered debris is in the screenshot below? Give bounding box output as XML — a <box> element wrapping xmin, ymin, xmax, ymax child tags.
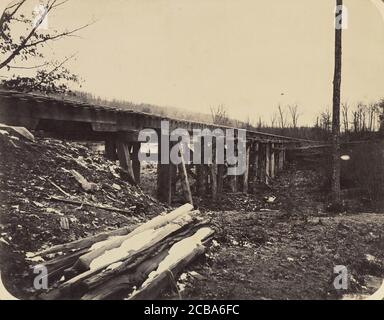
<box><xmin>70</xmin><ymin>170</ymin><xmax>99</xmax><ymax>192</ymax></box>
<box><xmin>264</xmin><ymin>196</ymin><xmax>276</xmax><ymax>203</ymax></box>
<box><xmin>48</xmin><ymin>195</ymin><xmax>136</xmax><ymax>215</ymax></box>
<box><xmin>112</xmin><ymin>183</ymin><xmax>122</xmax><ymax>191</ymax></box>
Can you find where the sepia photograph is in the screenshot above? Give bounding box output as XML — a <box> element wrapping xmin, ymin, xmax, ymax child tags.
<box><xmin>0</xmin><ymin>0</ymin><xmax>383</xmax><ymax>309</ymax></box>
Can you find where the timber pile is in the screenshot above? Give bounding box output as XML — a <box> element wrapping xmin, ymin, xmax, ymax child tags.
<box><xmin>30</xmin><ymin>204</ymin><xmax>214</xmax><ymax>300</ymax></box>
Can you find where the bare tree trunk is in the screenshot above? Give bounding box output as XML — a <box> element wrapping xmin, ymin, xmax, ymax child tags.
<box><xmin>331</xmin><ymin>0</ymin><xmax>343</xmax><ymax>207</ymax></box>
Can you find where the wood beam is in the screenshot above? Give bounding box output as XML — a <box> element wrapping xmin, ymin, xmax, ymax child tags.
<box><xmin>104</xmin><ymin>137</ymin><xmax>117</xmax><ymax>161</ymax></box>
<box><xmin>270</xmin><ymin>143</ymin><xmax>275</xmax><ymax>179</ymax></box>
<box><xmin>265</xmin><ymin>143</ymin><xmax>271</xmax><ymax>184</ymax></box>
<box><xmin>252</xmin><ymin>142</ymin><xmax>259</xmax><ymax>192</ymax></box>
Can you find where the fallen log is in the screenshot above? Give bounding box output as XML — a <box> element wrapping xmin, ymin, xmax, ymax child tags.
<box><xmin>129</xmin><ymin>227</ymin><xmax>214</xmax><ymax>300</ymax></box>
<box><xmin>81</xmin><ymin>249</ymin><xmax>170</xmax><ymax>300</ymax></box>
<box><xmin>69</xmin><ymin>203</ymin><xmax>194</xmax><ymax>273</ymax></box>
<box><xmin>80</xmin><ymin>221</ymin><xmax>210</xmax><ymax>298</ymax></box>
<box><xmin>40</xmin><ymin>206</ymin><xmax>197</xmax><ymax>299</ymax></box>
<box><xmin>32</xmin><ymin>224</ymin><xmax>138</xmax><ymax>258</ymax></box>
<box><xmin>37</xmin><ymin>204</ymin><xmax>214</xmax><ymax>300</ymax></box>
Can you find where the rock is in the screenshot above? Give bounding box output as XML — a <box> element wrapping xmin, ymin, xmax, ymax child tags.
<box><xmin>70</xmin><ymin>169</ymin><xmax>99</xmax><ymax>192</ymax></box>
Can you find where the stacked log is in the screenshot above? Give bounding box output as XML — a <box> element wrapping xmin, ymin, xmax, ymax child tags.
<box><xmin>30</xmin><ymin>204</ymin><xmax>214</xmax><ymax>300</ymax></box>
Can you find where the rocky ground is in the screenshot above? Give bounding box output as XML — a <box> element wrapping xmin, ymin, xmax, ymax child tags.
<box><xmin>0</xmin><ymin>128</ymin><xmax>383</xmax><ymax>300</ymax></box>
<box><xmin>0</xmin><ymin>128</ymin><xmax>166</xmax><ymax>298</ymax></box>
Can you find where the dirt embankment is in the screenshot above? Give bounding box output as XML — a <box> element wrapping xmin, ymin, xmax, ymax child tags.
<box><xmin>0</xmin><ymin>128</ymin><xmax>166</xmax><ymax>298</ymax></box>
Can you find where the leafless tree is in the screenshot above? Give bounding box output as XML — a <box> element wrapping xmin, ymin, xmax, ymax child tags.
<box><xmin>367</xmin><ymin>103</ymin><xmax>379</xmax><ymax>132</ymax></box>
<box><xmin>210</xmin><ymin>104</ymin><xmax>230</xmax><ymax>126</ymax></box>
<box><xmin>341</xmin><ymin>102</ymin><xmax>349</xmax><ymax>133</ymax></box>
<box><xmin>288</xmin><ymin>104</ymin><xmax>300</xmax><ymax>129</ymax></box>
<box><xmin>320</xmin><ymin>108</ymin><xmax>332</xmax><ymax>132</ymax></box>
<box><xmin>243</xmin><ymin>115</ymin><xmax>253</xmax><ymax>130</ymax></box>
<box><xmin>256</xmin><ymin>116</ymin><xmax>264</xmax><ymax>129</ymax></box>
<box><xmin>331</xmin><ymin>0</ymin><xmax>343</xmax><ymax>207</ymax></box>
<box><xmin>277</xmin><ymin>104</ymin><xmax>287</xmax><ymax>129</ymax></box>
<box><xmin>270</xmin><ymin>112</ymin><xmax>277</xmax><ymax>128</ymax></box>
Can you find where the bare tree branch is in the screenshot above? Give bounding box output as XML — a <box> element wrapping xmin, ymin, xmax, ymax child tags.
<box><xmin>0</xmin><ymin>0</ymin><xmax>93</xmax><ymax>70</ymax></box>
<box><xmin>8</xmin><ymin>61</ymin><xmax>51</xmax><ymax>70</ymax></box>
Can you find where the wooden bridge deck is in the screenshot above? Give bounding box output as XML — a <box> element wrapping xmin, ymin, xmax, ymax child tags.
<box><xmin>0</xmin><ymin>89</ymin><xmax>311</xmax><ymax>143</ymax></box>
<box><xmin>0</xmin><ymin>89</ymin><xmax>317</xmax><ymax>204</ymax></box>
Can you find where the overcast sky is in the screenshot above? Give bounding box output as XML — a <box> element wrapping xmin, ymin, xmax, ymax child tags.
<box><xmin>2</xmin><ymin>0</ymin><xmax>384</xmax><ymax>125</ymax></box>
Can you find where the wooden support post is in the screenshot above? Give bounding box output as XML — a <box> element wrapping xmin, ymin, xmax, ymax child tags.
<box><xmin>265</xmin><ymin>143</ymin><xmax>271</xmax><ymax>184</ymax></box>
<box><xmin>196</xmin><ymin>165</ymin><xmax>205</xmax><ymax>196</ymax></box>
<box><xmin>170</xmin><ymin>163</ymin><xmax>177</xmax><ymax>204</ymax></box>
<box><xmin>131</xmin><ymin>142</ymin><xmax>141</xmax><ymax>184</ymax></box>
<box><xmin>210</xmin><ymin>163</ymin><xmax>217</xmax><ymax>201</ymax></box>
<box><xmin>116</xmin><ymin>141</ymin><xmax>136</xmax><ymax>184</ymax></box>
<box><xmin>229</xmin><ymin>139</ymin><xmax>238</xmax><ymax>192</ymax></box>
<box><xmin>252</xmin><ymin>142</ymin><xmax>259</xmax><ymax>192</ymax></box>
<box><xmin>178</xmin><ymin>144</ymin><xmax>193</xmax><ymax>206</ymax></box>
<box><xmin>197</xmin><ymin>136</ymin><xmax>210</xmax><ymax>196</ymax></box>
<box><xmin>210</xmin><ymin>140</ymin><xmax>218</xmax><ymax>201</ymax></box>
<box><xmin>156</xmin><ymin>137</ymin><xmax>171</xmax><ymax>203</ymax></box>
<box><xmin>253</xmin><ymin>142</ymin><xmax>260</xmax><ymax>192</ymax></box>
<box><xmin>104</xmin><ymin>137</ymin><xmax>117</xmax><ymax>161</ymax></box>
<box><xmin>270</xmin><ymin>143</ymin><xmax>275</xmax><ymax>179</ymax></box>
<box><xmin>258</xmin><ymin>143</ymin><xmax>266</xmax><ymax>186</ymax></box>
<box><xmin>279</xmin><ymin>147</ymin><xmax>285</xmax><ymax>171</ymax></box>
<box><xmin>243</xmin><ymin>143</ymin><xmax>250</xmax><ymax>193</ymax></box>
<box><xmin>275</xmin><ymin>145</ymin><xmax>279</xmax><ymax>175</ymax></box>
<box><xmin>217</xmin><ymin>164</ymin><xmax>224</xmax><ymax>196</ymax></box>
